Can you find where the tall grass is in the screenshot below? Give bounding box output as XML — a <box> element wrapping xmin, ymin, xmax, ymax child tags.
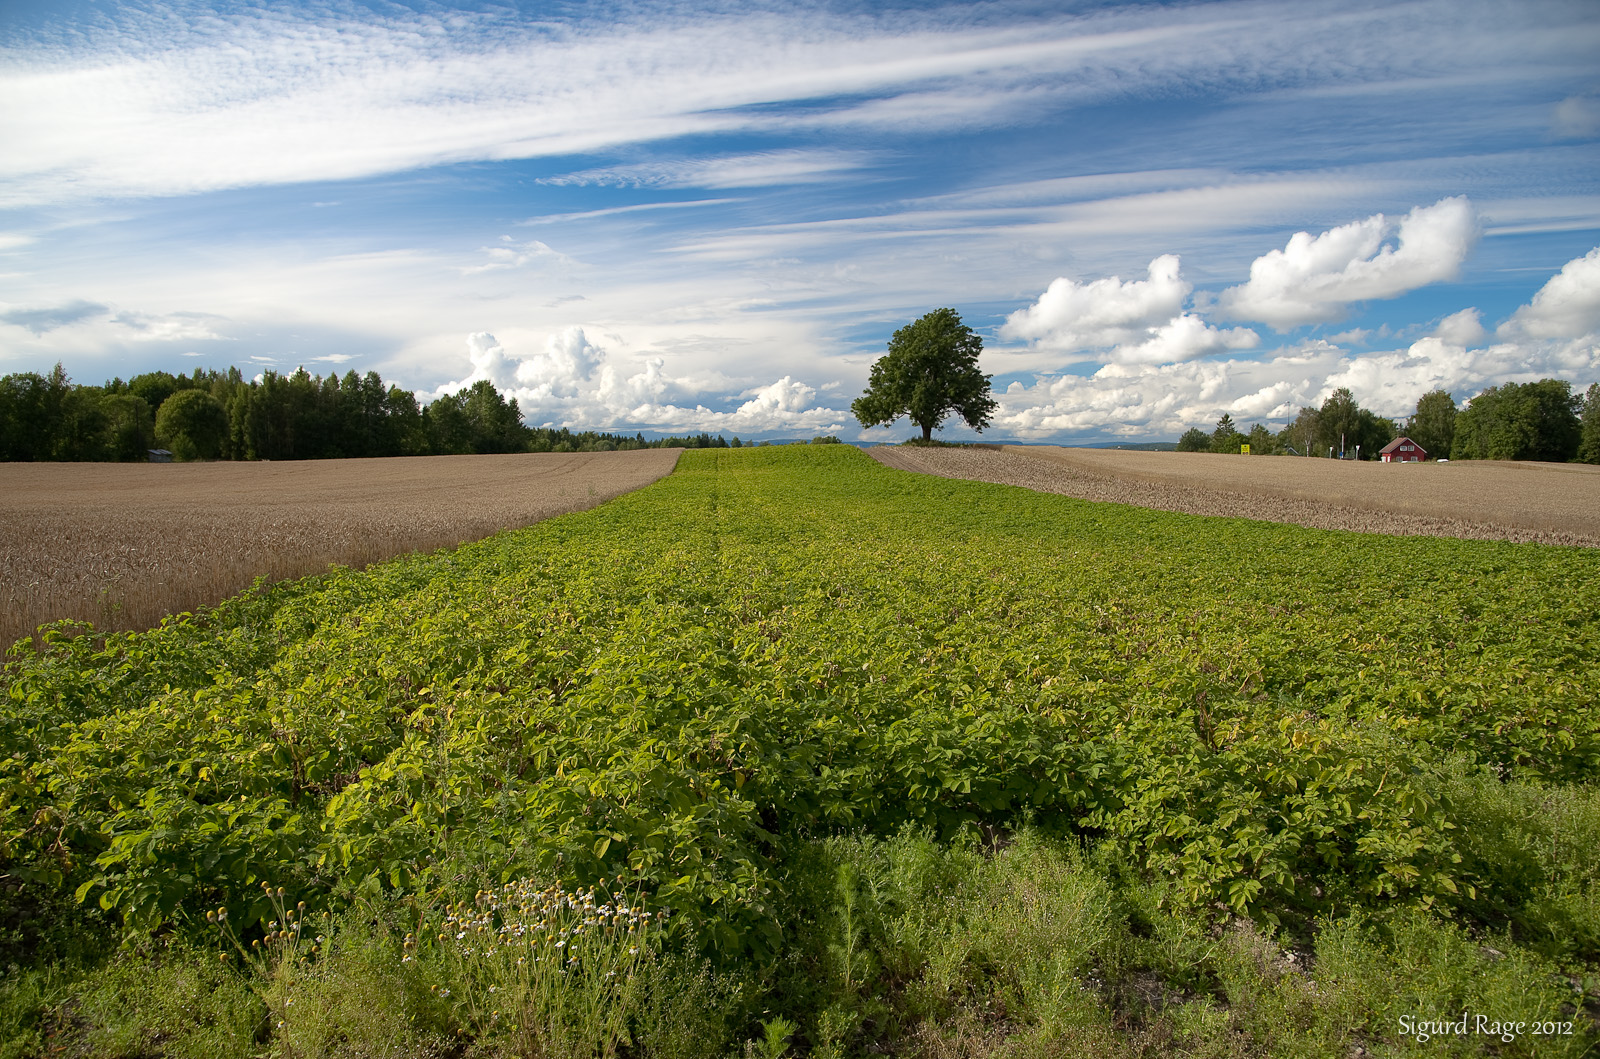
<box><xmin>6</xmin><ymin>827</ymin><xmax>1592</xmax><ymax>1056</ymax></box>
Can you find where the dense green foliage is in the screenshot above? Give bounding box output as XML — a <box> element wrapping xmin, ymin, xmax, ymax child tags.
<box><xmin>1581</xmin><ymin>382</ymin><xmax>1600</xmax><ymax>465</ymax></box>
<box><xmin>1451</xmin><ymin>379</ymin><xmax>1575</xmax><ymax>462</ymax></box>
<box><xmin>1452</xmin><ymin>379</ymin><xmax>1584</xmax><ymax>462</ymax></box>
<box><xmin>1409</xmin><ymin>389</ymin><xmax>1458</xmax><ymax>460</ymax></box>
<box><xmin>0</xmin><ymin>363</ymin><xmax>751</xmax><ymax>461</ymax></box>
<box><xmin>154</xmin><ymin>388</ymin><xmax>230</xmax><ymax>461</ymax></box>
<box><xmin>2</xmin><ymin>446</ymin><xmax>1597</xmax><ymax>1053</ymax></box>
<box><xmin>852</xmin><ymin>308</ymin><xmax>996</xmax><ymax>442</ymax></box>
<box><xmin>1209</xmin><ymin>414</ymin><xmax>1245</xmax><ymax>453</ymax></box>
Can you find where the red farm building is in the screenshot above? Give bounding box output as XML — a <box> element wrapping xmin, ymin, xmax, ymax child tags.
<box><xmin>1380</xmin><ymin>437</ymin><xmax>1427</xmax><ymax>463</ymax></box>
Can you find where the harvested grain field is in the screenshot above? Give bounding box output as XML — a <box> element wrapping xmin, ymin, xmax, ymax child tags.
<box><xmin>870</xmin><ymin>445</ymin><xmax>1600</xmax><ymax>547</ymax></box>
<box><xmin>1</xmin><ymin>449</ymin><xmax>681</xmax><ymax>648</ymax></box>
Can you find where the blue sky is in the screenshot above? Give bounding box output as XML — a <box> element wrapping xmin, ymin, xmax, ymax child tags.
<box><xmin>2</xmin><ymin>0</ymin><xmax>1597</xmax><ymax>443</ymax></box>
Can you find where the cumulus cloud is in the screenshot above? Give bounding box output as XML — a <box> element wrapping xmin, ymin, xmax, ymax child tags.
<box><xmin>1105</xmin><ymin>314</ymin><xmax>1260</xmax><ymax>365</ymax></box>
<box><xmin>992</xmin><ymin>352</ymin><xmax>1327</xmax><ymax>438</ymax></box>
<box><xmin>596</xmin><ymin>357</ymin><xmax>673</xmax><ymax>414</ymax></box>
<box><xmin>1002</xmin><ymin>254</ymin><xmax>1189</xmax><ymax>349</ymax></box>
<box><xmin>515</xmin><ymin>328</ymin><xmax>605</xmax><ymax>399</ymax></box>
<box><xmin>1433</xmin><ymin>307</ymin><xmax>1486</xmax><ymax>346</ymax></box>
<box><xmin>433</xmin><ymin>329</ymin><xmax>847</xmax><ymax>434</ymax></box>
<box><xmin>436</xmin><ymin>328</ymin><xmax>603</xmax><ymax>402</ymax></box>
<box><xmin>736</xmin><ymin>376</ymin><xmax>818</xmax><ymax>416</ymax></box>
<box><xmin>1498</xmin><ymin>247</ymin><xmax>1600</xmax><ymax>340</ymax></box>
<box><xmin>435</xmin><ymin>332</ymin><xmax>522</xmax><ymax>395</ymax></box>
<box><xmin>1217</xmin><ymin>197</ymin><xmax>1479</xmax><ymax>329</ymax></box>
<box><xmin>993</xmin><ymin>252</ymin><xmax>1600</xmax><ymax>441</ymax></box>
<box><xmin>1000</xmin><ymin>254</ymin><xmax>1257</xmax><ymax>364</ymax></box>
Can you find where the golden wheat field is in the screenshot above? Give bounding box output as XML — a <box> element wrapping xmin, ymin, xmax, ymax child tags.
<box><xmin>1</xmin><ymin>449</ymin><xmax>681</xmax><ymax>649</ymax></box>
<box><xmin>870</xmin><ymin>445</ymin><xmax>1600</xmax><ymax>546</ymax></box>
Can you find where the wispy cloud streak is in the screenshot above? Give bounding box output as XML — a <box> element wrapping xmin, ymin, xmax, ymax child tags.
<box><xmin>4</xmin><ymin>1</ymin><xmax>1594</xmax><ymax>205</ymax></box>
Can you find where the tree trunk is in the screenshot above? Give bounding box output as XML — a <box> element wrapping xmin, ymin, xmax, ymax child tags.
<box><xmin>921</xmin><ymin>422</ymin><xmax>932</xmax><ymax>441</ymax></box>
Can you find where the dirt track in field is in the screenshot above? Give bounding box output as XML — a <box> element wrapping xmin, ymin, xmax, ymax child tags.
<box><xmin>869</xmin><ymin>445</ymin><xmax>1600</xmax><ymax>547</ymax></box>
<box><xmin>1</xmin><ymin>449</ymin><xmax>681</xmax><ymax>647</ymax></box>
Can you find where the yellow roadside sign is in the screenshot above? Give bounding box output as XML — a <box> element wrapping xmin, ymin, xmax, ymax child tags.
<box><xmin>1241</xmin><ymin>443</ymin><xmax>1251</xmax><ymax>454</ymax></box>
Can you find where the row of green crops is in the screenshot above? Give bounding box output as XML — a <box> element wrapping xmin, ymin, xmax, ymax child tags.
<box><xmin>2</xmin><ymin>445</ymin><xmax>1598</xmax><ymax>964</ymax></box>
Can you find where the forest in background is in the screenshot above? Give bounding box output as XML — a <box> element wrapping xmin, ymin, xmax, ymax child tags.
<box><xmin>0</xmin><ymin>364</ymin><xmax>748</xmax><ymax>462</ymax></box>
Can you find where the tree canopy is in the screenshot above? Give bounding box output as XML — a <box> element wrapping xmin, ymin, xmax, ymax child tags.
<box><xmin>1408</xmin><ymin>389</ymin><xmax>1457</xmax><ymax>459</ymax></box>
<box><xmin>1579</xmin><ymin>383</ymin><xmax>1600</xmax><ymax>465</ymax></box>
<box><xmin>1210</xmin><ymin>413</ymin><xmax>1245</xmax><ymax>453</ymax></box>
<box><xmin>1452</xmin><ymin>379</ymin><xmax>1581</xmax><ymax>462</ymax></box>
<box><xmin>154</xmin><ymin>389</ymin><xmax>229</xmax><ymax>461</ymax></box>
<box><xmin>852</xmin><ymin>308</ymin><xmax>996</xmax><ymax>442</ymax></box>
<box><xmin>1312</xmin><ymin>387</ymin><xmax>1394</xmax><ymax>459</ymax></box>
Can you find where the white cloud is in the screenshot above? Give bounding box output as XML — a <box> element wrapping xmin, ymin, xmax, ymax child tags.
<box><xmin>4</xmin><ymin>4</ymin><xmax>1583</xmax><ymax>207</ymax></box>
<box><xmin>463</xmin><ymin>238</ymin><xmax>574</xmax><ymax>275</ymax></box>
<box><xmin>1498</xmin><ymin>247</ymin><xmax>1600</xmax><ymax>341</ymax></box>
<box><xmin>437</xmin><ymin>328</ymin><xmax>605</xmax><ymax>403</ymax></box>
<box><xmin>519</xmin><ymin>327</ymin><xmax>605</xmax><ymax>395</ymax></box>
<box><xmin>431</xmin><ymin>329</ymin><xmax>847</xmax><ymax>435</ymax></box>
<box><xmin>1106</xmin><ymin>314</ymin><xmax>1260</xmax><ymax>365</ymax></box>
<box><xmin>1000</xmin><ymin>254</ymin><xmax>1189</xmax><ymax>349</ymax></box>
<box><xmin>1217</xmin><ymin>197</ymin><xmax>1479</xmax><ymax>329</ymax></box>
<box><xmin>435</xmin><ymin>331</ymin><xmax>521</xmax><ymax>395</ymax></box>
<box><xmin>107</xmin><ymin>309</ymin><xmax>230</xmax><ymax>342</ymax></box>
<box><xmin>993</xmin><ymin>287</ymin><xmax>1600</xmax><ymax>440</ymax></box>
<box><xmin>1433</xmin><ymin>307</ymin><xmax>1486</xmax><ymax>346</ymax></box>
<box><xmin>737</xmin><ymin>376</ymin><xmax>817</xmax><ymax>415</ymax></box>
<box><xmin>1552</xmin><ymin>95</ymin><xmax>1600</xmax><ymax>139</ymax></box>
<box><xmin>542</xmin><ymin>151</ymin><xmax>871</xmax><ymax>190</ymax></box>
<box><xmin>596</xmin><ymin>357</ymin><xmax>672</xmax><ymax>414</ymax></box>
<box><xmin>0</xmin><ymin>8</ymin><xmax>1170</xmax><ymax>205</ymax></box>
<box><xmin>999</xmin><ymin>254</ymin><xmax>1258</xmax><ymax>365</ymax></box>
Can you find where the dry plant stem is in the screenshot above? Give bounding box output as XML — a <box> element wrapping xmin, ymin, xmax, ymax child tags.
<box><xmin>869</xmin><ymin>445</ymin><xmax>1600</xmax><ymax>547</ymax></box>
<box><xmin>1</xmin><ymin>449</ymin><xmax>682</xmax><ymax>648</ymax></box>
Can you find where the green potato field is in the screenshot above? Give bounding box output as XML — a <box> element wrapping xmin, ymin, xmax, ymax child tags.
<box><xmin>3</xmin><ymin>444</ymin><xmax>1597</xmax><ymax>1056</ymax></box>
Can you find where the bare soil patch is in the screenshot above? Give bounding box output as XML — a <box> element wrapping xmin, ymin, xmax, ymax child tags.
<box><xmin>2</xmin><ymin>449</ymin><xmax>681</xmax><ymax>647</ymax></box>
<box><xmin>868</xmin><ymin>445</ymin><xmax>1600</xmax><ymax>547</ymax></box>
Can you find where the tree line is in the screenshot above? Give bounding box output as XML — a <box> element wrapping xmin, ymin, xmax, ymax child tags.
<box><xmin>0</xmin><ymin>364</ymin><xmax>752</xmax><ymax>462</ymax></box>
<box><xmin>1177</xmin><ymin>379</ymin><xmax>1600</xmax><ymax>463</ymax></box>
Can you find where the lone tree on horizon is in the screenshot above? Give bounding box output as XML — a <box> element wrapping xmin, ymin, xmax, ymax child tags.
<box><xmin>852</xmin><ymin>308</ymin><xmax>997</xmax><ymax>442</ymax></box>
